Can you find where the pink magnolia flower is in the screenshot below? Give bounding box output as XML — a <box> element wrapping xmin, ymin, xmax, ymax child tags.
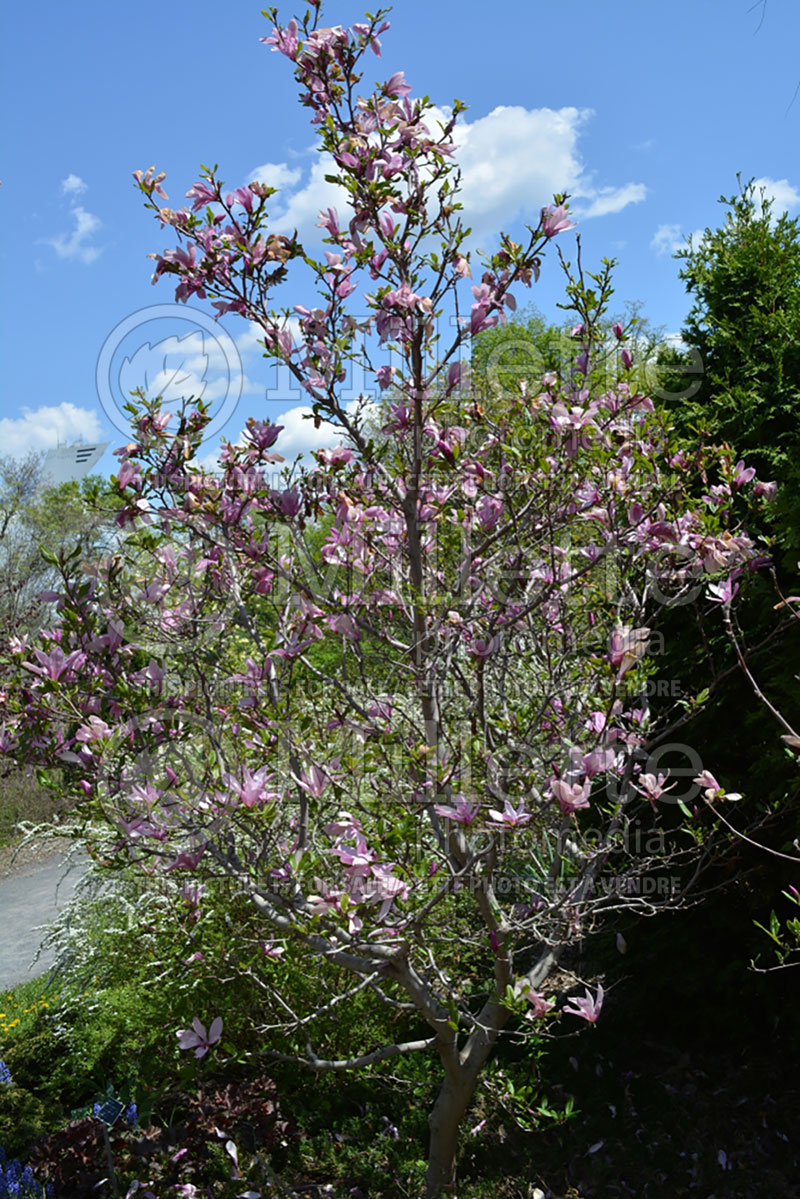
<box><xmin>453</xmin><ymin>254</ymin><xmax>472</xmax><ymax>278</ymax></box>
<box><xmin>487</xmin><ymin>799</ymin><xmax>531</xmax><ymax>829</ymax></box>
<box><xmin>324</xmin><ymin>811</ymin><xmax>363</xmax><ymax>840</ymax></box>
<box><xmin>384</xmin><ymin>70</ymin><xmax>412</xmax><ymax>98</ymax></box>
<box><xmin>753</xmin><ymin>479</ymin><xmax>777</xmax><ymax>501</ymax></box>
<box><xmin>634</xmin><ymin>772</ymin><xmax>675</xmax><ymax>806</ymax></box>
<box><xmin>550</xmin><ymin>778</ymin><xmax>591</xmax><ymax>814</ymax></box>
<box><xmin>731</xmin><ymin>459</ymin><xmax>756</xmax><ymax>489</ymax></box>
<box><xmin>176</xmin><ymin>1015</ymin><xmax>223</xmax><ymax>1058</ymax></box>
<box><xmin>308</xmin><ymin>875</ymin><xmax>349</xmax><ymax>917</ymax></box>
<box><xmin>334</xmin><ymin>835</ymin><xmax>376</xmax><ymax>875</ymax></box>
<box><xmin>227</xmin><ymin>766</ymin><xmax>276</xmax><ymax>808</ymax></box>
<box><xmin>706</xmin><ymin>575</ymin><xmax>739</xmax><ymax>604</ymax></box>
<box><xmin>563</xmin><ymin>984</ymin><xmax>603</xmax><ymax>1023</ymax></box>
<box><xmin>117</xmin><ymin>459</ymin><xmax>141</xmax><ymax>490</ymax></box>
<box><xmin>317</xmin><ymin>445</ymin><xmax>354</xmax><ymax>468</ymax></box>
<box><xmin>521</xmin><ymin>987</ymin><xmax>555</xmax><ymax>1019</ymax></box>
<box><xmin>609</xmin><ymin>625</ymin><xmax>650</xmax><ymax>678</ymax></box>
<box><xmin>133</xmin><ymin>165</ymin><xmax>168</xmax><ymax>199</ymax></box>
<box><xmin>271</xmin><ymin>487</ymin><xmax>303</xmax><ymax>518</ymax></box>
<box><xmin>185</xmin><ymin>180</ymin><xmax>219</xmax><ymax>211</ymax></box>
<box><xmin>262</xmin><ymin>18</ymin><xmax>299</xmax><ymax>59</ymax></box>
<box><xmin>376</xmin><ymin>364</ymin><xmax>396</xmax><ymax>391</ymax></box>
<box><xmin>468</xmin><ymin>635</ymin><xmax>502</xmax><ymax>661</ymax></box>
<box><xmin>75</xmin><ymin>716</ymin><xmax>112</xmax><ymax>743</ymax></box>
<box><xmin>317</xmin><ymin>206</ymin><xmax>340</xmax><ymax>237</ymax></box>
<box><xmin>581</xmin><ymin>747</ymin><xmax>617</xmax><ymax>778</ymax></box>
<box><xmin>468</xmin><ymin>283</ymin><xmax>498</xmax><ymax>336</ymax></box>
<box><xmin>381</xmin><ymin>152</ymin><xmax>406</xmax><ymax>179</ymax></box>
<box><xmin>541</xmin><ymin>203</ymin><xmax>575</xmax><ymax>237</ymax></box>
<box><xmin>364</xmin><ymin>862</ymin><xmax>409</xmax><ymax>919</ymax></box>
<box><xmin>166</xmin><ymin>847</ymin><xmax>206</xmax><ymax>871</ymax></box>
<box><xmin>693</xmin><ymin>771</ymin><xmax>741</xmax><ymax>802</ymax></box>
<box><xmin>23</xmin><ymin>646</ymin><xmax>86</xmax><ymax>681</ymax></box>
<box><xmin>476</xmin><ymin>495</ymin><xmax>503</xmax><ymax>532</ymax></box>
<box><xmin>180</xmin><ymin>883</ymin><xmax>206</xmax><ymax>907</ymax></box>
<box><xmin>261</xmin><ymin>939</ymin><xmax>285</xmax><ymax>959</ymax></box>
<box><xmin>694</xmin><ymin>769</ymin><xmax>720</xmax><ymax>798</ymax></box>
<box><xmin>245</xmin><ymin>419</ymin><xmax>283</xmax><ymax>450</ymax></box>
<box><xmin>434</xmin><ymin>795</ymin><xmax>480</xmax><ymax>825</ymax></box>
<box><xmin>292</xmin><ymin>762</ymin><xmax>330</xmax><ymax>798</ymax></box>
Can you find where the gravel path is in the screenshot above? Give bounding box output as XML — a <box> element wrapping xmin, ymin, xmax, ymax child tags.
<box><xmin>0</xmin><ymin>842</ymin><xmax>86</xmax><ymax>992</ymax></box>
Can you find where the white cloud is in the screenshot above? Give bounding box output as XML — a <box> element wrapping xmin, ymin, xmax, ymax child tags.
<box><xmin>663</xmin><ymin>331</ymin><xmax>686</xmax><ymax>351</ymax></box>
<box><xmin>650</xmin><ymin>223</ymin><xmax>704</xmax><ymax>257</ymax></box>
<box><xmin>650</xmin><ymin>223</ymin><xmax>684</xmax><ymax>256</ymax></box>
<box><xmin>650</xmin><ymin>179</ymin><xmax>800</xmax><ymax>260</ymax></box>
<box><xmin>447</xmin><ymin>104</ymin><xmax>588</xmax><ymax>234</ymax></box>
<box><xmin>189</xmin><ymin>448</ymin><xmax>224</xmax><ymax>476</ymax></box>
<box><xmin>252</xmin><ymin>104</ymin><xmax>646</xmax><ymax>248</ymax></box>
<box><xmin>248</xmin><ymin>162</ymin><xmax>303</xmax><ymax>190</ymax></box>
<box><xmin>267</xmin><ymin>397</ymin><xmax>379</xmax><ymax>464</ymax></box>
<box><xmin>752</xmin><ymin>175</ymin><xmax>800</xmax><ymax>216</ymax></box>
<box><xmin>47</xmin><ymin>205</ymin><xmax>102</xmax><ymax>264</ymax></box>
<box><xmin>61</xmin><ymin>173</ymin><xmax>88</xmax><ymax>196</ymax></box>
<box><xmin>189</xmin><ymin>405</ymin><xmax>342</xmax><ymax>473</ymax></box>
<box><xmin>237</xmin><ymin>321</ymin><xmax>268</xmax><ymax>355</ymax></box>
<box><xmin>0</xmin><ymin>403</ymin><xmax>104</xmax><ymax>459</ymax></box>
<box><xmin>44</xmin><ymin>176</ymin><xmax>103</xmax><ymax>264</ymax></box>
<box><xmin>236</xmin><ymin>316</ymin><xmax>303</xmax><ymax>357</ymax></box>
<box><xmin>272</xmin><ymin>404</ymin><xmax>345</xmax><ymax>461</ymax></box>
<box><xmin>262</xmin><ymin>156</ymin><xmax>345</xmax><ymax>239</ymax></box>
<box><xmin>576</xmin><ymin>183</ymin><xmax>647</xmax><ymax>219</ymax></box>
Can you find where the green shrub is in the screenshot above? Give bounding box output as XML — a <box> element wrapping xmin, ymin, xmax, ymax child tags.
<box><xmin>0</xmin><ymin>1084</ymin><xmax>49</xmax><ymax>1159</ymax></box>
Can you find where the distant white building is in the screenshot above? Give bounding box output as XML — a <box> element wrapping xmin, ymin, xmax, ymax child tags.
<box><xmin>41</xmin><ymin>442</ymin><xmax>109</xmax><ymax>487</ymax></box>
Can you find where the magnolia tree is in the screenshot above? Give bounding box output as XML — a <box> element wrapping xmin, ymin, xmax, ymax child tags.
<box><xmin>0</xmin><ymin>7</ymin><xmax>774</xmax><ymax>1194</ymax></box>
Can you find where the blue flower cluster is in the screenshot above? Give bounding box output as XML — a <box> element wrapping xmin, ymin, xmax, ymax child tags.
<box><xmin>0</xmin><ymin>1062</ymin><xmax>11</xmax><ymax>1086</ymax></box>
<box><xmin>0</xmin><ymin>1146</ymin><xmax>51</xmax><ymax>1199</ymax></box>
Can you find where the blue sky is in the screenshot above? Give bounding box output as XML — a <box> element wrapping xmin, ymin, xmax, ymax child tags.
<box><xmin>1</xmin><ymin>0</ymin><xmax>798</xmax><ymax>472</ymax></box>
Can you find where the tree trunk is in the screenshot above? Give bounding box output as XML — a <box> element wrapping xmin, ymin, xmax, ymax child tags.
<box><xmin>424</xmin><ymin>951</ymin><xmax>557</xmax><ymax>1196</ymax></box>
<box><xmin>426</xmin><ymin>1068</ymin><xmax>478</xmax><ymax>1198</ymax></box>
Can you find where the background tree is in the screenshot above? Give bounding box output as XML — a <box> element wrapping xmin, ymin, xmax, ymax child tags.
<box><xmin>659</xmin><ymin>176</ymin><xmax>800</xmax><ymax>555</ymax></box>
<box><xmin>0</xmin><ymin>454</ymin><xmax>121</xmax><ymax>643</ymax></box>
<box><xmin>0</xmin><ymin>455</ymin><xmax>122</xmax><ymax>842</ymax></box>
<box><xmin>649</xmin><ymin>177</ymin><xmax>800</xmax><ymax>988</ymax></box>
<box><xmin>470</xmin><ymin>299</ymin><xmax>667</xmax><ymax>416</ymax></box>
<box><xmin>653</xmin><ymin>175</ymin><xmax>800</xmax><ymax>795</ymax></box>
